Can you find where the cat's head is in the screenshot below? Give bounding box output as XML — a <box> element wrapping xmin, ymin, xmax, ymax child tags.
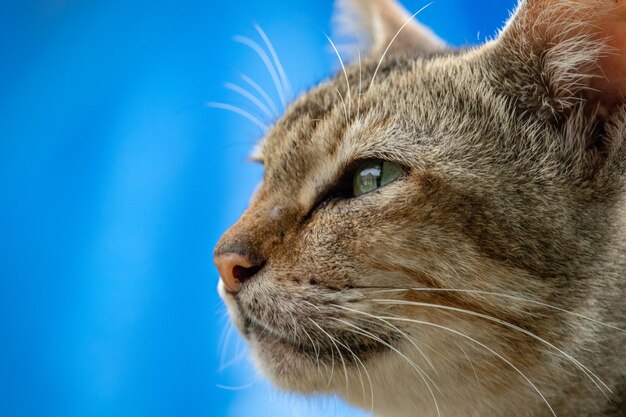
<box><xmin>215</xmin><ymin>0</ymin><xmax>626</xmax><ymax>415</ymax></box>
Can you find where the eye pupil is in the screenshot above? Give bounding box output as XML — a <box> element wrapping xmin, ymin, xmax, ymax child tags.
<box><xmin>353</xmin><ymin>160</ymin><xmax>403</xmax><ymax>197</ymax></box>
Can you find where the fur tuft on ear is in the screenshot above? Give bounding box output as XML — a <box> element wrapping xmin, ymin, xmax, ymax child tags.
<box><xmin>332</xmin><ymin>0</ymin><xmax>446</xmax><ymax>62</ymax></box>
<box><xmin>495</xmin><ymin>0</ymin><xmax>626</xmax><ymax>117</ymax></box>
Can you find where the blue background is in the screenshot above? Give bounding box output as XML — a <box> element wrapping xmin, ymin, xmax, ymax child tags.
<box><xmin>0</xmin><ymin>1</ymin><xmax>516</xmax><ymax>416</ymax></box>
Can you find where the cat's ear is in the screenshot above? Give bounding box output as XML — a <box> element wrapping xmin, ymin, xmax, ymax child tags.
<box><xmin>333</xmin><ymin>0</ymin><xmax>446</xmax><ymax>61</ymax></box>
<box><xmin>493</xmin><ymin>0</ymin><xmax>626</xmax><ymax>116</ymax></box>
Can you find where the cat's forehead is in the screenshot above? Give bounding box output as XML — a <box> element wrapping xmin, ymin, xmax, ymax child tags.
<box><xmin>257</xmin><ymin>50</ymin><xmax>507</xmax><ymax>193</ymax></box>
<box><xmin>261</xmin><ymin>54</ymin><xmax>423</xmax><ymax>145</ymax></box>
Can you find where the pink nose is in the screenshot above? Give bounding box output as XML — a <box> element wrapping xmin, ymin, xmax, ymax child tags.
<box><xmin>214</xmin><ymin>252</ymin><xmax>262</xmax><ymax>293</ymax></box>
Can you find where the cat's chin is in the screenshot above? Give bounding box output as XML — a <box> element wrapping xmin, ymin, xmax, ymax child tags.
<box><xmin>247</xmin><ymin>329</ymin><xmax>390</xmax><ymax>396</ymax></box>
<box><xmin>217</xmin><ymin>282</ymin><xmax>387</xmax><ymax>394</ymax></box>
<box><xmin>247</xmin><ymin>330</ymin><xmax>334</xmax><ymax>394</ymax></box>
<box><xmin>218</xmin><ymin>283</ymin><xmax>324</xmax><ymax>392</ymax></box>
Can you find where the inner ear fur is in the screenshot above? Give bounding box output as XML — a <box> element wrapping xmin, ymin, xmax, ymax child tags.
<box><xmin>494</xmin><ymin>0</ymin><xmax>626</xmax><ymax>117</ymax></box>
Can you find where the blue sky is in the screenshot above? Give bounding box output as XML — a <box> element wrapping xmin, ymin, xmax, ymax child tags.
<box><xmin>0</xmin><ymin>1</ymin><xmax>516</xmax><ymax>416</ymax></box>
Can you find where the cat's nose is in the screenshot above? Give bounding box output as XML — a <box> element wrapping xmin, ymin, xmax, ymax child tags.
<box><xmin>214</xmin><ymin>251</ymin><xmax>263</xmax><ymax>293</ymax></box>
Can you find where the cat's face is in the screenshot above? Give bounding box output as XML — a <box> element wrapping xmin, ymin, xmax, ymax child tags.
<box><xmin>215</xmin><ymin>1</ymin><xmax>626</xmax><ymax>416</ymax></box>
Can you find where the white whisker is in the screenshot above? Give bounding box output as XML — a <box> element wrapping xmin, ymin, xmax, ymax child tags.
<box><xmin>332</xmin><ymin>304</ymin><xmax>438</xmax><ymax>374</ymax></box>
<box><xmin>218</xmin><ymin>319</ymin><xmax>250</xmax><ymax>371</ymax></box>
<box><xmin>326</xmin><ymin>338</ymin><xmax>336</xmax><ymax>389</ymax></box>
<box><xmin>325</xmin><ymin>34</ymin><xmax>352</xmax><ymax>116</ymax></box>
<box><xmin>216</xmin><ymin>381</ymin><xmax>257</xmax><ymax>391</ymax></box>
<box><xmin>287</xmin><ymin>311</ymin><xmax>303</xmax><ymax>346</ymax></box>
<box><xmin>234</xmin><ymin>35</ymin><xmax>287</xmax><ymax>108</ymax></box>
<box><xmin>353</xmin><ymin>348</ymin><xmax>375</xmax><ymax>413</ymax></box>
<box><xmin>369</xmin><ymin>2</ymin><xmax>433</xmax><ymax>90</ymax></box>
<box><xmin>378</xmin><ymin>314</ymin><xmax>558</xmax><ymax>417</ymax></box>
<box><xmin>224</xmin><ymin>82</ymin><xmax>274</xmax><ymax>119</ymax></box>
<box><xmin>371</xmin><ymin>298</ymin><xmax>611</xmax><ymax>396</ymax></box>
<box><xmin>218</xmin><ymin>320</ymin><xmax>234</xmax><ymax>370</ymax></box>
<box><xmin>365</xmin><ymin>287</ymin><xmax>625</xmax><ymax>332</ymax></box>
<box><xmin>300</xmin><ymin>308</ymin><xmax>335</xmax><ymax>389</ymax></box>
<box><xmin>255</xmin><ymin>24</ymin><xmax>292</xmax><ymax>100</ymax></box>
<box><xmin>309</xmin><ymin>318</ymin><xmax>350</xmax><ymax>391</ymax></box>
<box><xmin>357</xmin><ymin>48</ymin><xmax>362</xmax><ymax>118</ymax></box>
<box><xmin>335</xmin><ymin>88</ymin><xmax>350</xmax><ymax>125</ymax></box>
<box><xmin>456</xmin><ymin>341</ymin><xmax>483</xmax><ymax>389</ymax></box>
<box><xmin>218</xmin><ymin>342</ymin><xmax>249</xmax><ymax>371</ymax></box>
<box><xmin>239</xmin><ymin>73</ymin><xmax>280</xmax><ymax>116</ymax></box>
<box><xmin>207</xmin><ymin>102</ymin><xmax>268</xmax><ymax>131</ymax></box>
<box><xmin>331</xmin><ymin>327</ymin><xmax>373</xmax><ymax>412</ymax></box>
<box><xmin>301</xmin><ymin>325</ymin><xmax>324</xmax><ymax>379</ymax></box>
<box><xmin>332</xmin><ymin>317</ymin><xmax>443</xmax><ymax>417</ymax></box>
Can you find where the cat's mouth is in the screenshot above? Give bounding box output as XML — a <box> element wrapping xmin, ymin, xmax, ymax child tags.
<box><xmin>219</xmin><ymin>280</ymin><xmax>394</xmax><ymax>385</ymax></box>
<box><xmin>238</xmin><ymin>303</ymin><xmax>391</xmax><ymax>361</ymax></box>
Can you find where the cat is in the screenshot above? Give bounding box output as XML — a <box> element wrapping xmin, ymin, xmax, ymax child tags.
<box><xmin>214</xmin><ymin>0</ymin><xmax>626</xmax><ymax>416</ymax></box>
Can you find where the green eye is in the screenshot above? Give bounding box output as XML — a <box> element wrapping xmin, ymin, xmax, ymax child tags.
<box><xmin>353</xmin><ymin>160</ymin><xmax>404</xmax><ymax>197</ymax></box>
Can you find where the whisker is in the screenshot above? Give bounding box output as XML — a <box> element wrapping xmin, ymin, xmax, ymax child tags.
<box><xmin>325</xmin><ymin>337</ymin><xmax>336</xmax><ymax>389</ymax></box>
<box><xmin>234</xmin><ymin>35</ymin><xmax>287</xmax><ymax>108</ymax></box>
<box><xmin>219</xmin><ymin>349</ymin><xmax>248</xmax><ymax>373</ymax></box>
<box><xmin>371</xmin><ymin>298</ymin><xmax>611</xmax><ymax>396</ymax></box>
<box><xmin>456</xmin><ymin>341</ymin><xmax>483</xmax><ymax>389</ymax></box>
<box><xmin>287</xmin><ymin>311</ymin><xmax>303</xmax><ymax>346</ymax></box>
<box><xmin>335</xmin><ymin>88</ymin><xmax>350</xmax><ymax>126</ymax></box>
<box><xmin>218</xmin><ymin>315</ymin><xmax>250</xmax><ymax>371</ymax></box>
<box><xmin>361</xmin><ymin>287</ymin><xmax>626</xmax><ymax>332</ymax></box>
<box><xmin>353</xmin><ymin>347</ymin><xmax>375</xmax><ymax>414</ymax></box>
<box><xmin>357</xmin><ymin>48</ymin><xmax>362</xmax><ymax>118</ymax></box>
<box><xmin>302</xmin><ymin>310</ymin><xmax>336</xmax><ymax>388</ymax></box>
<box><xmin>369</xmin><ymin>2</ymin><xmax>433</xmax><ymax>90</ymax></box>
<box><xmin>292</xmin><ymin>311</ymin><xmax>330</xmax><ymax>383</ymax></box>
<box><xmin>218</xmin><ymin>319</ymin><xmax>234</xmax><ymax>370</ymax></box>
<box><xmin>239</xmin><ymin>73</ymin><xmax>280</xmax><ymax>116</ymax></box>
<box><xmin>224</xmin><ymin>82</ymin><xmax>274</xmax><ymax>120</ymax></box>
<box><xmin>327</xmin><ymin>324</ymin><xmax>373</xmax><ymax>412</ymax></box>
<box><xmin>302</xmin><ymin>299</ymin><xmax>321</xmax><ymax>311</ymax></box>
<box><xmin>344</xmin><ymin>344</ymin><xmax>368</xmax><ymax>409</ymax></box>
<box><xmin>216</xmin><ymin>381</ymin><xmax>257</xmax><ymax>391</ymax></box>
<box><xmin>301</xmin><ymin>325</ymin><xmax>324</xmax><ymax>379</ymax></box>
<box><xmin>375</xmin><ymin>314</ymin><xmax>558</xmax><ymax>417</ymax></box>
<box><xmin>309</xmin><ymin>318</ymin><xmax>350</xmax><ymax>391</ymax></box>
<box><xmin>219</xmin><ymin>324</ymin><xmax>240</xmax><ymax>371</ymax></box>
<box><xmin>332</xmin><ymin>303</ymin><xmax>438</xmax><ymax>374</ymax></box>
<box><xmin>207</xmin><ymin>102</ymin><xmax>268</xmax><ymax>131</ymax></box>
<box><xmin>325</xmin><ymin>33</ymin><xmax>352</xmax><ymax>115</ymax></box>
<box><xmin>332</xmin><ymin>317</ymin><xmax>443</xmax><ymax>417</ymax></box>
<box><xmin>255</xmin><ymin>24</ymin><xmax>292</xmax><ymax>100</ymax></box>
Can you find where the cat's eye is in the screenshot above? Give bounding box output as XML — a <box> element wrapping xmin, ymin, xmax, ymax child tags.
<box><xmin>353</xmin><ymin>160</ymin><xmax>404</xmax><ymax>197</ymax></box>
<box><xmin>303</xmin><ymin>159</ymin><xmax>406</xmax><ymax>220</ymax></box>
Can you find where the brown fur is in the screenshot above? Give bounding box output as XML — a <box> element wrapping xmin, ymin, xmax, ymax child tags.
<box><xmin>215</xmin><ymin>1</ymin><xmax>626</xmax><ymax>416</ymax></box>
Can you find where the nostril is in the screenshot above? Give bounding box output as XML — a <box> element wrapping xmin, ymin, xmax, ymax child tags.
<box><xmin>214</xmin><ymin>250</ymin><xmax>264</xmax><ymax>294</ymax></box>
<box><xmin>232</xmin><ymin>264</ymin><xmax>261</xmax><ymax>282</ymax></box>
